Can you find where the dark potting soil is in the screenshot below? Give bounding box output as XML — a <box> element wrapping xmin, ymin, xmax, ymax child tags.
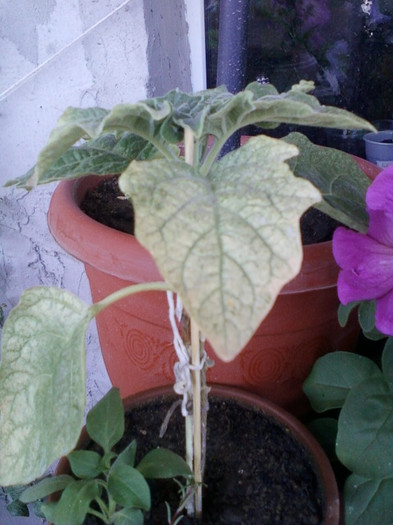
<box><xmin>83</xmin><ymin>394</ymin><xmax>324</xmax><ymax>525</ymax></box>
<box><xmin>80</xmin><ymin>176</ymin><xmax>340</xmax><ymax>245</ymax></box>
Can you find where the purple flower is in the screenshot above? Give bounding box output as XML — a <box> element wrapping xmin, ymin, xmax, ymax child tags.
<box><xmin>333</xmin><ymin>165</ymin><xmax>393</xmax><ymax>335</ymax></box>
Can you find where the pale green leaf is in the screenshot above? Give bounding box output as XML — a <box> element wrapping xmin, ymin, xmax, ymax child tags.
<box><xmin>0</xmin><ymin>287</ymin><xmax>91</xmax><ymax>485</ymax></box>
<box><xmin>8</xmin><ymin>134</ymin><xmax>157</xmax><ymax>188</ymax></box>
<box><xmin>284</xmin><ymin>132</ymin><xmax>371</xmax><ymax>232</ymax></box>
<box><xmin>337</xmin><ymin>377</ymin><xmax>393</xmax><ymax>478</ymax></box>
<box><xmin>30</xmin><ymin>107</ymin><xmax>109</xmax><ymax>186</ymax></box>
<box><xmin>303</xmin><ymin>352</ymin><xmax>381</xmax><ymax>412</ymax></box>
<box><xmin>119</xmin><ymin>135</ymin><xmax>320</xmax><ymax>361</ymax></box>
<box><xmin>206</xmin><ymin>81</ymin><xmax>374</xmax><ymax>140</ymax></box>
<box><xmin>344</xmin><ymin>474</ymin><xmax>393</xmax><ymax>525</ymax></box>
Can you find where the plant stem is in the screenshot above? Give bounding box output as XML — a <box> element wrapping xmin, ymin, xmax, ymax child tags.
<box><xmin>184</xmin><ymin>125</ymin><xmax>203</xmax><ymax>518</ymax></box>
<box><xmin>191</xmin><ymin>319</ymin><xmax>203</xmax><ymax>518</ymax></box>
<box><xmin>90</xmin><ymin>281</ymin><xmax>172</xmax><ymax>317</ymax></box>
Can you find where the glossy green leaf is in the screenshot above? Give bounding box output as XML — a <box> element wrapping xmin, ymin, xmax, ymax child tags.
<box><xmin>86</xmin><ymin>387</ymin><xmax>124</xmax><ymax>453</ymax></box>
<box><xmin>20</xmin><ymin>475</ymin><xmax>74</xmax><ymax>503</ymax></box>
<box><xmin>44</xmin><ymin>479</ymin><xmax>100</xmax><ymax>525</ymax></box>
<box><xmin>0</xmin><ymin>287</ymin><xmax>91</xmax><ymax>485</ymax></box>
<box><xmin>119</xmin><ymin>135</ymin><xmax>320</xmax><ymax>361</ymax></box>
<box><xmin>113</xmin><ymin>507</ymin><xmax>144</xmax><ymax>525</ymax></box>
<box><xmin>284</xmin><ymin>132</ymin><xmax>371</xmax><ymax>232</ymax></box>
<box><xmin>114</xmin><ymin>440</ymin><xmax>138</xmax><ymax>468</ymax></box>
<box><xmin>337</xmin><ymin>377</ymin><xmax>393</xmax><ymax>478</ymax></box>
<box><xmin>68</xmin><ymin>450</ymin><xmax>103</xmax><ymax>479</ymax></box>
<box><xmin>303</xmin><ymin>352</ymin><xmax>381</xmax><ymax>412</ymax></box>
<box><xmin>344</xmin><ymin>474</ymin><xmax>393</xmax><ymax>525</ymax></box>
<box><xmin>108</xmin><ymin>463</ymin><xmax>151</xmax><ymax>510</ymax></box>
<box><xmin>136</xmin><ymin>448</ymin><xmax>192</xmax><ymax>479</ymax></box>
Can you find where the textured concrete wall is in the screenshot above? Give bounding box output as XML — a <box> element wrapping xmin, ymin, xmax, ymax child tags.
<box><xmin>0</xmin><ymin>0</ymin><xmax>205</xmax><ymax>424</ymax></box>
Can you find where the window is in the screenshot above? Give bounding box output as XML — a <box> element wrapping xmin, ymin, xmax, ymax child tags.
<box><xmin>205</xmin><ymin>0</ymin><xmax>393</xmax><ymax>155</ymax></box>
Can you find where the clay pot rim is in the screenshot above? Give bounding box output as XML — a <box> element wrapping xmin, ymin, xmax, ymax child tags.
<box><xmin>48</xmin><ymin>175</ymin><xmax>341</xmax><ymax>294</ymax></box>
<box><xmin>56</xmin><ymin>385</ymin><xmax>340</xmax><ymax>524</ymax></box>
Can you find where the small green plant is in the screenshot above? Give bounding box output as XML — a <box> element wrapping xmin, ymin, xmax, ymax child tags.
<box><xmin>304</xmin><ymin>301</ymin><xmax>393</xmax><ymax>525</ymax></box>
<box><xmin>18</xmin><ymin>388</ymin><xmax>193</xmax><ymax>525</ymax></box>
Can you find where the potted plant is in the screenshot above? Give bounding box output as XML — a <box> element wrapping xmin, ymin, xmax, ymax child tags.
<box><xmin>11</xmin><ymin>84</ymin><xmax>379</xmax><ymax>415</ymax></box>
<box><xmin>0</xmin><ymin>80</ymin><xmax>374</xmax><ymax>521</ymax></box>
<box><xmin>304</xmin><ymin>164</ymin><xmax>393</xmax><ymax>524</ymax></box>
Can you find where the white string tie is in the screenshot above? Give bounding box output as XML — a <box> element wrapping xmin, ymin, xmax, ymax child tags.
<box><xmin>167</xmin><ymin>291</ymin><xmax>192</xmax><ymax>416</ymax></box>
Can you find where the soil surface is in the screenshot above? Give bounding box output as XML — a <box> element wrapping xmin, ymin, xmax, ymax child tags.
<box><xmin>81</xmin><ymin>176</ymin><xmax>340</xmax><ymax>245</ymax></box>
<box><xmin>83</xmin><ymin>393</ymin><xmax>324</xmax><ymax>524</ymax></box>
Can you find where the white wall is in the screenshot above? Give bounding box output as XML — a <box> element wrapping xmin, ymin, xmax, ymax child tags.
<box><xmin>0</xmin><ymin>0</ymin><xmax>205</xmax><ymax>415</ymax></box>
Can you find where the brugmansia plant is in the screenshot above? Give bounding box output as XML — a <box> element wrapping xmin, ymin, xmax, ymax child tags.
<box><xmin>0</xmin><ymin>80</ymin><xmax>374</xmax><ymax>520</ymax></box>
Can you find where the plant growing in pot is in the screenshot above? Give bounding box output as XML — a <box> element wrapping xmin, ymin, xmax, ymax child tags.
<box><xmin>11</xmin><ymin>84</ymin><xmax>380</xmax><ymax>416</ymax></box>
<box><xmin>304</xmin><ymin>164</ymin><xmax>393</xmax><ymax>525</ymax></box>
<box><xmin>0</xmin><ymin>81</ymin><xmax>375</xmax><ymax>521</ymax></box>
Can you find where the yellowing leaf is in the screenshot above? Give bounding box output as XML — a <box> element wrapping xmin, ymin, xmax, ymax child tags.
<box><xmin>119</xmin><ymin>135</ymin><xmax>321</xmax><ymax>361</ymax></box>
<box><xmin>0</xmin><ymin>287</ymin><xmax>91</xmax><ymax>485</ymax></box>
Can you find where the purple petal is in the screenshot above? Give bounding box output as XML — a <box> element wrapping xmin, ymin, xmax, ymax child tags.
<box><xmin>376</xmin><ymin>290</ymin><xmax>393</xmax><ymax>336</ymax></box>
<box><xmin>333</xmin><ymin>227</ymin><xmax>393</xmax><ymax>303</ymax></box>
<box><xmin>366</xmin><ymin>166</ymin><xmax>393</xmax><ymax>247</ymax></box>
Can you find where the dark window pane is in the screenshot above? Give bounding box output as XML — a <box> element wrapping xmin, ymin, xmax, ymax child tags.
<box><xmin>205</xmin><ymin>0</ymin><xmax>393</xmax><ymax>151</ymax></box>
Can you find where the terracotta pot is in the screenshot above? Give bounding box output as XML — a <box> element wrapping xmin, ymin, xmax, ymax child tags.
<box><xmin>56</xmin><ymin>385</ymin><xmax>340</xmax><ymax>524</ymax></box>
<box><xmin>48</xmin><ymin>158</ymin><xmax>380</xmax><ymax>415</ymax></box>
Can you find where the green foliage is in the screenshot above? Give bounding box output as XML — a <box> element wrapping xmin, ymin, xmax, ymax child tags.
<box><xmin>119</xmin><ymin>135</ymin><xmax>319</xmax><ymax>360</ymax></box>
<box><xmin>303</xmin><ymin>338</ymin><xmax>393</xmax><ymax>524</ymax></box>
<box><xmin>284</xmin><ymin>132</ymin><xmax>371</xmax><ymax>232</ymax></box>
<box><xmin>0</xmin><ymin>287</ymin><xmax>91</xmax><ymax>486</ymax></box>
<box><xmin>18</xmin><ymin>388</ymin><xmax>193</xmax><ymax>525</ymax></box>
<box><xmin>0</xmin><ymin>81</ymin><xmax>374</xmax><ymax>489</ymax></box>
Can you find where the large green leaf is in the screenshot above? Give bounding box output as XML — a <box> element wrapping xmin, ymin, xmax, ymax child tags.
<box><xmin>119</xmin><ymin>135</ymin><xmax>320</xmax><ymax>361</ymax></box>
<box><xmin>30</xmin><ymin>107</ymin><xmax>109</xmax><ymax>186</ymax></box>
<box><xmin>0</xmin><ymin>287</ymin><xmax>91</xmax><ymax>485</ymax></box>
<box><xmin>336</xmin><ymin>377</ymin><xmax>393</xmax><ymax>478</ymax></box>
<box><xmin>344</xmin><ymin>474</ymin><xmax>393</xmax><ymax>525</ymax></box>
<box><xmin>8</xmin><ymin>134</ymin><xmax>157</xmax><ymax>188</ymax></box>
<box><xmin>206</xmin><ymin>81</ymin><xmax>374</xmax><ymax>140</ymax></box>
<box><xmin>284</xmin><ymin>132</ymin><xmax>371</xmax><ymax>232</ymax></box>
<box><xmin>303</xmin><ymin>352</ymin><xmax>381</xmax><ymax>412</ymax></box>
<box><xmin>19</xmin><ymin>81</ymin><xmax>374</xmax><ymax>190</ymax></box>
